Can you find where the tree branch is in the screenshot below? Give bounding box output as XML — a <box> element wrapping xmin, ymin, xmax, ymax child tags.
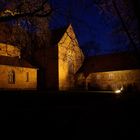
<box><xmin>112</xmin><ymin>0</ymin><xmax>140</xmax><ymax>60</ymax></box>
<box><xmin>0</xmin><ymin>0</ymin><xmax>52</xmax><ymax>22</ymax></box>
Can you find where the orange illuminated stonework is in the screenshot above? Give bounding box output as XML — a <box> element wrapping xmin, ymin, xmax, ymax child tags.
<box><xmin>58</xmin><ymin>25</ymin><xmax>84</xmax><ymax>90</ymax></box>
<box><xmin>76</xmin><ymin>52</ymin><xmax>140</xmax><ymax>91</ymax></box>
<box><xmin>0</xmin><ymin>43</ymin><xmax>37</xmax><ymax>90</ymax></box>
<box><xmin>86</xmin><ymin>70</ymin><xmax>140</xmax><ymax>91</ymax></box>
<box><xmin>36</xmin><ymin>24</ymin><xmax>84</xmax><ymax>90</ymax></box>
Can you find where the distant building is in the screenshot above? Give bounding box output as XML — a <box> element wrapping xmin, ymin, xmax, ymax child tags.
<box><xmin>76</xmin><ymin>52</ymin><xmax>140</xmax><ymax>91</ymax></box>
<box><xmin>0</xmin><ymin>43</ymin><xmax>37</xmax><ymax>90</ymax></box>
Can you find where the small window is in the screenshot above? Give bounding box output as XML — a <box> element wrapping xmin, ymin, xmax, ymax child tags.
<box><xmin>26</xmin><ymin>72</ymin><xmax>29</xmax><ymax>82</ymax></box>
<box><xmin>8</xmin><ymin>70</ymin><xmax>15</xmax><ymax>84</ymax></box>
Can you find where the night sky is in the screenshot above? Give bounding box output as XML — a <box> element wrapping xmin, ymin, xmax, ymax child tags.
<box><xmin>0</xmin><ymin>0</ymin><xmax>139</xmax><ymax>57</ymax></box>
<box><xmin>49</xmin><ymin>0</ymin><xmax>138</xmax><ymax>56</ymax></box>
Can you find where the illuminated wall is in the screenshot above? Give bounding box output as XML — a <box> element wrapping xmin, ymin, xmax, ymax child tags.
<box><xmin>0</xmin><ymin>43</ymin><xmax>37</xmax><ymax>90</ymax></box>
<box><xmin>58</xmin><ymin>25</ymin><xmax>84</xmax><ymax>90</ymax></box>
<box><xmin>0</xmin><ymin>65</ymin><xmax>37</xmax><ymax>90</ymax></box>
<box><xmin>85</xmin><ymin>69</ymin><xmax>140</xmax><ymax>91</ymax></box>
<box><xmin>0</xmin><ymin>43</ymin><xmax>20</xmax><ymax>57</ymax></box>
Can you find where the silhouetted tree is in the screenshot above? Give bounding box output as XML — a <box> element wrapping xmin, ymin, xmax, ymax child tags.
<box><xmin>92</xmin><ymin>0</ymin><xmax>140</xmax><ymax>56</ymax></box>
<box><xmin>0</xmin><ymin>0</ymin><xmax>52</xmax><ymax>64</ymax></box>
<box><xmin>0</xmin><ymin>0</ymin><xmax>52</xmax><ymax>22</ymax></box>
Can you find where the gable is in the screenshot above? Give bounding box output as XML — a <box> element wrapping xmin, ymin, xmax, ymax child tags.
<box><xmin>58</xmin><ymin>24</ymin><xmax>76</xmax><ymax>45</ymax></box>
<box><xmin>58</xmin><ymin>24</ymin><xmax>84</xmax><ymax>73</ymax></box>
<box><xmin>58</xmin><ymin>24</ymin><xmax>84</xmax><ymax>90</ymax></box>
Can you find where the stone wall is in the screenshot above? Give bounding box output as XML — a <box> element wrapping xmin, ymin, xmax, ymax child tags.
<box><xmin>58</xmin><ymin>25</ymin><xmax>84</xmax><ymax>90</ymax></box>
<box><xmin>86</xmin><ymin>69</ymin><xmax>140</xmax><ymax>91</ymax></box>
<box><xmin>0</xmin><ymin>65</ymin><xmax>37</xmax><ymax>90</ymax></box>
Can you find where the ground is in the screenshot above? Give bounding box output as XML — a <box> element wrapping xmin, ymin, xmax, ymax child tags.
<box><xmin>0</xmin><ymin>90</ymin><xmax>140</xmax><ymax>138</ymax></box>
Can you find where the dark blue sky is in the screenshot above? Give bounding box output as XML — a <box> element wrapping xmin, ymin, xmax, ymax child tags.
<box><xmin>49</xmin><ymin>0</ymin><xmax>131</xmax><ymax>56</ymax></box>
<box><xmin>1</xmin><ymin>0</ymin><xmax>137</xmax><ymax>56</ymax></box>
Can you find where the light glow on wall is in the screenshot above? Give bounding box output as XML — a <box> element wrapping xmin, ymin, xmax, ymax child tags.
<box><xmin>85</xmin><ymin>69</ymin><xmax>140</xmax><ymax>92</ymax></box>
<box><xmin>58</xmin><ymin>25</ymin><xmax>84</xmax><ymax>90</ymax></box>
<box><xmin>114</xmin><ymin>87</ymin><xmax>123</xmax><ymax>94</ymax></box>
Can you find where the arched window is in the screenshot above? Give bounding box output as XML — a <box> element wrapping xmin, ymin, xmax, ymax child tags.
<box><xmin>8</xmin><ymin>70</ymin><xmax>15</xmax><ymax>84</ymax></box>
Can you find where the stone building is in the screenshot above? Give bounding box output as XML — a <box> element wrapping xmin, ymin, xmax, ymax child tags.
<box><xmin>0</xmin><ymin>43</ymin><xmax>37</xmax><ymax>90</ymax></box>
<box><xmin>47</xmin><ymin>24</ymin><xmax>84</xmax><ymax>90</ymax></box>
<box><xmin>76</xmin><ymin>52</ymin><xmax>140</xmax><ymax>91</ymax></box>
<box><xmin>57</xmin><ymin>25</ymin><xmax>84</xmax><ymax>90</ymax></box>
<box><xmin>34</xmin><ymin>24</ymin><xmax>84</xmax><ymax>90</ymax></box>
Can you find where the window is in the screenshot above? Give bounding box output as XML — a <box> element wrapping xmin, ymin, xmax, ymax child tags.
<box><xmin>26</xmin><ymin>72</ymin><xmax>29</xmax><ymax>82</ymax></box>
<box><xmin>8</xmin><ymin>70</ymin><xmax>15</xmax><ymax>84</ymax></box>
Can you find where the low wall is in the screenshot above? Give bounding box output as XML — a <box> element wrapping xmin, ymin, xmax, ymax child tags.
<box><xmin>77</xmin><ymin>69</ymin><xmax>140</xmax><ymax>91</ymax></box>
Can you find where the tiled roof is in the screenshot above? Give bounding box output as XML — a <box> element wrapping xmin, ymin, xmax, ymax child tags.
<box><xmin>77</xmin><ymin>52</ymin><xmax>140</xmax><ymax>74</ymax></box>
<box><xmin>0</xmin><ymin>56</ymin><xmax>36</xmax><ymax>68</ymax></box>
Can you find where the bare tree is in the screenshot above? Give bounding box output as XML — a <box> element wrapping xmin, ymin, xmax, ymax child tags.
<box><xmin>0</xmin><ymin>0</ymin><xmax>52</xmax><ymax>63</ymax></box>
<box><xmin>91</xmin><ymin>0</ymin><xmax>140</xmax><ymax>56</ymax></box>
<box><xmin>0</xmin><ymin>0</ymin><xmax>52</xmax><ymax>22</ymax></box>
